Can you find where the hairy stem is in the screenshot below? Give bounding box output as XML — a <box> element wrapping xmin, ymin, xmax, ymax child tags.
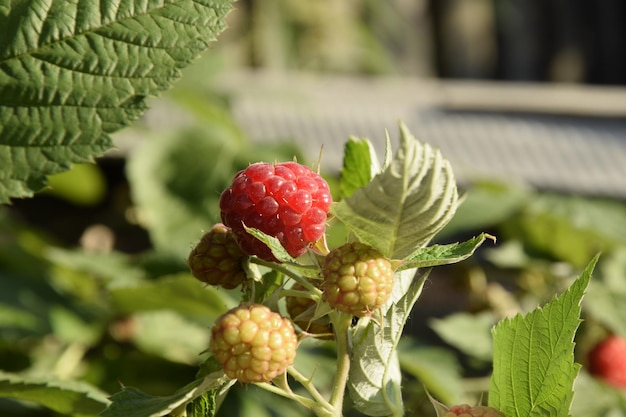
<box><xmin>287</xmin><ymin>366</ymin><xmax>333</xmax><ymax>411</ymax></box>
<box><xmin>256</xmin><ymin>379</ymin><xmax>335</xmax><ymax>417</ymax></box>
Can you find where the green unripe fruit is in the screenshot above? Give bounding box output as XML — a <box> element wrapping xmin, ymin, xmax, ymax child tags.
<box><xmin>322</xmin><ymin>242</ymin><xmax>394</xmax><ymax>317</ymax></box>
<box><xmin>187</xmin><ymin>223</ymin><xmax>246</xmax><ymax>289</ymax></box>
<box><xmin>210</xmin><ymin>304</ymin><xmax>298</xmax><ymax>383</ymax></box>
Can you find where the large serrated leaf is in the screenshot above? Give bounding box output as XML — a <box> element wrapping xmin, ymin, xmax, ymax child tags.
<box><xmin>0</xmin><ymin>371</ymin><xmax>110</xmax><ymax>417</ymax></box>
<box><xmin>0</xmin><ymin>0</ymin><xmax>234</xmax><ymax>204</ymax></box>
<box><xmin>348</xmin><ymin>269</ymin><xmax>428</xmax><ymax>416</ymax></box>
<box><xmin>101</xmin><ymin>371</ymin><xmax>230</xmax><ymax>417</ymax></box>
<box><xmin>331</xmin><ymin>123</ymin><xmax>459</xmax><ymax>259</ymax></box>
<box><xmin>489</xmin><ymin>255</ymin><xmax>598</xmax><ymax>417</ymax></box>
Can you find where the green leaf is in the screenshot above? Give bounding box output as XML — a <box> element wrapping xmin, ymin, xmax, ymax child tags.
<box><xmin>43</xmin><ymin>163</ymin><xmax>107</xmax><ymax>206</ymax></box>
<box><xmin>109</xmin><ymin>274</ymin><xmax>234</xmax><ymax>320</ymax></box>
<box><xmin>250</xmin><ymin>269</ymin><xmax>283</xmax><ymax>304</ymax></box>
<box><xmin>398</xmin><ymin>233</ymin><xmax>495</xmax><ymax>270</ymax></box>
<box><xmin>0</xmin><ymin>371</ymin><xmax>110</xmax><ymax>417</ymax></box>
<box><xmin>501</xmin><ymin>194</ymin><xmax>626</xmax><ymax>267</ymax></box>
<box><xmin>131</xmin><ymin>310</ymin><xmax>211</xmax><ymax>365</ymax></box>
<box><xmin>0</xmin><ymin>0</ymin><xmax>235</xmax><ymax>204</ymax></box>
<box><xmin>126</xmin><ymin>125</ymin><xmax>237</xmax><ymax>258</ymax></box>
<box><xmin>489</xmin><ymin>255</ymin><xmax>599</xmax><ymax>417</ymax></box>
<box><xmin>244</xmin><ymin>226</ymin><xmax>320</xmax><ymax>278</ymax></box>
<box><xmin>101</xmin><ymin>371</ymin><xmax>229</xmax><ymax>417</ymax></box>
<box><xmin>584</xmin><ymin>247</ymin><xmax>626</xmax><ymax>337</ymax></box>
<box><xmin>348</xmin><ymin>269</ymin><xmax>429</xmax><ymax>416</ymax></box>
<box><xmin>339</xmin><ymin>137</ymin><xmax>378</xmax><ymax>198</ymax></box>
<box><xmin>438</xmin><ymin>181</ymin><xmax>531</xmax><ymax>239</ymax></box>
<box><xmin>398</xmin><ymin>342</ymin><xmax>464</xmax><ymax>406</ymax></box>
<box><xmin>186</xmin><ymin>390</ymin><xmax>218</xmax><ymax>417</ymax></box>
<box><xmin>244</xmin><ymin>226</ymin><xmax>297</xmax><ymax>263</ymax></box>
<box><xmin>429</xmin><ymin>312</ymin><xmax>495</xmax><ymax>362</ymax></box>
<box><xmin>331</xmin><ymin>122</ymin><xmax>459</xmax><ymax>259</ymax></box>
<box><xmin>46</xmin><ymin>248</ymin><xmax>147</xmax><ymax>288</ymax></box>
<box><xmin>571</xmin><ymin>370</ymin><xmax>626</xmax><ymax>416</ymax></box>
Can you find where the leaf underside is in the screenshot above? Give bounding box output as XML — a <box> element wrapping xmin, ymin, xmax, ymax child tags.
<box><xmin>332</xmin><ymin>123</ymin><xmax>459</xmax><ymax>260</ymax></box>
<box><xmin>0</xmin><ymin>0</ymin><xmax>234</xmax><ymax>204</ymax></box>
<box><xmin>348</xmin><ymin>269</ymin><xmax>428</xmax><ymax>416</ymax></box>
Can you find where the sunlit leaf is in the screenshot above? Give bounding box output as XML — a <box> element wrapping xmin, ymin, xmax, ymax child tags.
<box><xmin>489</xmin><ymin>255</ymin><xmax>598</xmax><ymax>417</ymax></box>
<box><xmin>399</xmin><ymin>233</ymin><xmax>495</xmax><ymax>270</ymax></box>
<box><xmin>0</xmin><ymin>0</ymin><xmax>235</xmax><ymax>203</ymax></box>
<box><xmin>348</xmin><ymin>270</ymin><xmax>429</xmax><ymax>416</ymax></box>
<box><xmin>332</xmin><ymin>122</ymin><xmax>458</xmax><ymax>259</ymax></box>
<box><xmin>339</xmin><ymin>137</ymin><xmax>378</xmax><ymax>199</ymax></box>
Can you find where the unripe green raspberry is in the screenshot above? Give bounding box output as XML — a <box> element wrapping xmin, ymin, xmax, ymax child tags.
<box><xmin>188</xmin><ymin>223</ymin><xmax>246</xmax><ymax>289</ymax></box>
<box><xmin>285</xmin><ymin>283</ymin><xmax>333</xmax><ymax>338</ymax></box>
<box><xmin>210</xmin><ymin>304</ymin><xmax>298</xmax><ymax>383</ymax></box>
<box><xmin>444</xmin><ymin>404</ymin><xmax>506</xmax><ymax>417</ymax></box>
<box><xmin>322</xmin><ymin>242</ymin><xmax>394</xmax><ymax>317</ymax></box>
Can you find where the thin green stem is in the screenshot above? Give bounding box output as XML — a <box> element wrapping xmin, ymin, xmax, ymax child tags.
<box><xmin>255</xmin><ymin>380</ymin><xmax>335</xmax><ymax>417</ymax></box>
<box><xmin>255</xmin><ymin>381</ymin><xmax>317</xmax><ymax>408</ymax></box>
<box><xmin>328</xmin><ymin>312</ymin><xmax>353</xmax><ymax>416</ymax></box>
<box><xmin>287</xmin><ymin>366</ymin><xmax>332</xmax><ymax>410</ymax></box>
<box><xmin>279</xmin><ymin>288</ymin><xmax>319</xmax><ymax>300</ymax></box>
<box><xmin>250</xmin><ymin>257</ymin><xmax>321</xmax><ymax>295</ymax></box>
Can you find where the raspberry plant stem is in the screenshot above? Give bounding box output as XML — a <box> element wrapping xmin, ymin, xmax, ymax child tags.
<box><xmin>328</xmin><ymin>311</ymin><xmax>354</xmax><ymax>416</ymax></box>
<box><xmin>251</xmin><ymin>257</ymin><xmax>321</xmax><ymax>295</ymax></box>
<box><xmin>287</xmin><ymin>366</ymin><xmax>334</xmax><ymax>412</ymax></box>
<box><xmin>256</xmin><ymin>377</ymin><xmax>335</xmax><ymax>417</ymax></box>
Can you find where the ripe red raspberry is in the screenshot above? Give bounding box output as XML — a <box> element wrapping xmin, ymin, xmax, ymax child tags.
<box><xmin>322</xmin><ymin>242</ymin><xmax>394</xmax><ymax>317</ymax></box>
<box><xmin>210</xmin><ymin>304</ymin><xmax>298</xmax><ymax>383</ymax></box>
<box><xmin>285</xmin><ymin>282</ymin><xmax>333</xmax><ymax>338</ymax></box>
<box><xmin>187</xmin><ymin>224</ymin><xmax>247</xmax><ymax>289</ymax></box>
<box><xmin>588</xmin><ymin>334</ymin><xmax>626</xmax><ymax>389</ymax></box>
<box><xmin>219</xmin><ymin>162</ymin><xmax>332</xmax><ymax>262</ymax></box>
<box><xmin>443</xmin><ymin>404</ymin><xmax>505</xmax><ymax>417</ymax></box>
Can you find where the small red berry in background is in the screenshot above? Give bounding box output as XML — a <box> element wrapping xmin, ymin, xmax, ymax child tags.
<box><xmin>219</xmin><ymin>162</ymin><xmax>332</xmax><ymax>262</ymax></box>
<box><xmin>444</xmin><ymin>404</ymin><xmax>505</xmax><ymax>417</ymax></box>
<box><xmin>587</xmin><ymin>334</ymin><xmax>626</xmax><ymax>389</ymax></box>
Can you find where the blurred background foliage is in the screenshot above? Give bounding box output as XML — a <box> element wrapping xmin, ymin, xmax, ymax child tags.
<box><xmin>2</xmin><ymin>0</ymin><xmax>626</xmax><ymax>416</ymax></box>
